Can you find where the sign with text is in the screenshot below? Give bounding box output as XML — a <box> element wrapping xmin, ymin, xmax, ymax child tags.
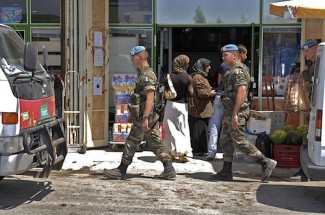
<box><xmin>0</xmin><ymin>7</ymin><xmax>22</xmax><ymax>24</ymax></box>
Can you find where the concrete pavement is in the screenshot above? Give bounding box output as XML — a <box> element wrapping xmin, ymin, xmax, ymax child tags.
<box><xmin>61</xmin><ymin>146</ymin><xmax>300</xmax><ymax>181</ymax></box>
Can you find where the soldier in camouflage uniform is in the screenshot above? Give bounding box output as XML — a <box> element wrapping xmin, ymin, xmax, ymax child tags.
<box><xmin>209</xmin><ymin>44</ymin><xmax>277</xmax><ymax>183</ymax></box>
<box><xmin>302</xmin><ymin>39</ymin><xmax>320</xmax><ymax>97</ymax></box>
<box><xmin>103</xmin><ymin>46</ymin><xmax>176</xmax><ymax>180</ymax></box>
<box><xmin>291</xmin><ymin>39</ymin><xmax>320</xmax><ymax>182</ymax></box>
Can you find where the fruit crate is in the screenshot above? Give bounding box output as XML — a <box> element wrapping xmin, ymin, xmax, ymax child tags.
<box><xmin>273</xmin><ymin>145</ymin><xmax>301</xmax><ymax>168</ymax></box>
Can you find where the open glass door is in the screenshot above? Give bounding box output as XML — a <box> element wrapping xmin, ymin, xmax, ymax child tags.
<box><xmin>156</xmin><ymin>27</ymin><xmax>172</xmax><ymax>84</ymax></box>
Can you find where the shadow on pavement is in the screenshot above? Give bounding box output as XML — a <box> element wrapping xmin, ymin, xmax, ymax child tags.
<box><xmin>257</xmin><ymin>184</ymin><xmax>325</xmax><ymax>213</ymax></box>
<box><xmin>0</xmin><ymin>177</ymin><xmax>53</xmax><ymax>210</ymax></box>
<box><xmin>178</xmin><ymin>172</ymin><xmax>262</xmax><ymax>183</ymax></box>
<box><xmin>137</xmin><ymin>156</ymin><xmax>157</xmax><ymax>163</ymax></box>
<box><xmin>99</xmin><ymin>173</ymin><xmax>151</xmax><ymax>181</ymax></box>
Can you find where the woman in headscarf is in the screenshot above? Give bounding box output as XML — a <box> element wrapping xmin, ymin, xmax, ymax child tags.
<box><xmin>163</xmin><ymin>54</ymin><xmax>193</xmax><ymax>162</ymax></box>
<box><xmin>188</xmin><ymin>58</ymin><xmax>217</xmax><ymax>156</ymax></box>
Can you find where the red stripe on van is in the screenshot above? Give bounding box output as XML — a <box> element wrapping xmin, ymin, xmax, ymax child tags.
<box><xmin>19</xmin><ymin>96</ymin><xmax>56</xmax><ymax>129</ymax></box>
<box><xmin>316</xmin><ymin>109</ymin><xmax>322</xmax><ymax>141</ymax></box>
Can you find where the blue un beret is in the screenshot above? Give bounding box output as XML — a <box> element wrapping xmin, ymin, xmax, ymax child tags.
<box><xmin>220</xmin><ymin>44</ymin><xmax>238</xmax><ymax>53</ymax></box>
<box><xmin>130</xmin><ymin>46</ymin><xmax>146</xmax><ymax>56</ymax></box>
<box><xmin>302</xmin><ymin>39</ymin><xmax>318</xmax><ymax>50</ymax></box>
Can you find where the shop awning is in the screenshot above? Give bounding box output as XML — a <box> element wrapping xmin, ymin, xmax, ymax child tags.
<box><xmin>270</xmin><ymin>0</ymin><xmax>325</xmax><ymax>18</ymax></box>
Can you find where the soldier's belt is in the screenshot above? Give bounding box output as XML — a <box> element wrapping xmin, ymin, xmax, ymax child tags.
<box><xmin>222</xmin><ymin>97</ymin><xmax>249</xmax><ymax>109</ymax></box>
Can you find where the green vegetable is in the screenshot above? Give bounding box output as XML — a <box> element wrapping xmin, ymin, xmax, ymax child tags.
<box><xmin>270</xmin><ymin>130</ymin><xmax>287</xmax><ymax>145</ymax></box>
<box><xmin>297</xmin><ymin>124</ymin><xmax>308</xmax><ymax>136</ymax></box>
<box><xmin>283</xmin><ymin>125</ymin><xmax>295</xmax><ymax>133</ymax></box>
<box><xmin>285</xmin><ymin>130</ymin><xmax>303</xmax><ymax>146</ymax></box>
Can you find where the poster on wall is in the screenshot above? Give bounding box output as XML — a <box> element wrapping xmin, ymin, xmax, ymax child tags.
<box><xmin>0</xmin><ymin>7</ymin><xmax>22</xmax><ymax>24</ymax></box>
<box><xmin>94</xmin><ymin>31</ymin><xmax>103</xmax><ymax>47</ymax></box>
<box><xmin>94</xmin><ymin>48</ymin><xmax>104</xmax><ymax>67</ymax></box>
<box><xmin>93</xmin><ymin>77</ymin><xmax>103</xmax><ymax>96</ymax></box>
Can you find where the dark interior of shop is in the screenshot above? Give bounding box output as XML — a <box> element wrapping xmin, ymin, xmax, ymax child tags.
<box><xmin>158</xmin><ymin>27</ymin><xmax>259</xmax><ymax>88</ymax></box>
<box><xmin>172</xmin><ymin>27</ymin><xmax>254</xmax><ymax>71</ymax></box>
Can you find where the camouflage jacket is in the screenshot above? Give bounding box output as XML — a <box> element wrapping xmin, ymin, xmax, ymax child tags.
<box><xmin>134</xmin><ymin>66</ymin><xmax>157</xmax><ymax>117</ymax></box>
<box><xmin>302</xmin><ymin>61</ymin><xmax>315</xmax><ymax>95</ymax></box>
<box><xmin>222</xmin><ymin>62</ymin><xmax>250</xmax><ymax>111</ymax></box>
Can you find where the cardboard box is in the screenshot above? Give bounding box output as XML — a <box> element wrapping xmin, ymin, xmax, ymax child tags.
<box><xmin>247</xmin><ymin>111</ymin><xmax>271</xmax><ymax>134</ymax></box>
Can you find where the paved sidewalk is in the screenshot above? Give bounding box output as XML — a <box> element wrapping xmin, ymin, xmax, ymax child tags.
<box><xmin>62</xmin><ymin>147</ymin><xmax>300</xmax><ymax>180</ymax></box>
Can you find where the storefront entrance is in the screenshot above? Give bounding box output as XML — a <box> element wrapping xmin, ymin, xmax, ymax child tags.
<box><xmin>157</xmin><ymin>27</ymin><xmax>258</xmax><ymax>85</ymax></box>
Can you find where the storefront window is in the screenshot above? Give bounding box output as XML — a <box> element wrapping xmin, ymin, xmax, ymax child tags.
<box><xmin>16</xmin><ymin>30</ymin><xmax>25</xmax><ymax>40</ymax></box>
<box><xmin>109</xmin><ymin>0</ymin><xmax>152</xmax><ymax>24</ymax></box>
<box><xmin>31</xmin><ymin>28</ymin><xmax>61</xmax><ymax>71</ymax></box>
<box><xmin>31</xmin><ymin>0</ymin><xmax>60</xmax><ymax>23</ymax></box>
<box><xmin>263</xmin><ymin>0</ymin><xmax>299</xmax><ymax>24</ymax></box>
<box><xmin>0</xmin><ymin>0</ymin><xmax>27</xmax><ymax>24</ymax></box>
<box><xmin>31</xmin><ymin>28</ymin><xmax>60</xmax><ymax>41</ymax></box>
<box><xmin>108</xmin><ymin>28</ymin><xmax>152</xmax><ymax>109</ymax></box>
<box><xmin>262</xmin><ymin>27</ymin><xmax>301</xmax><ymax>96</ymax></box>
<box><xmin>157</xmin><ymin>0</ymin><xmax>259</xmax><ymax>25</ymax></box>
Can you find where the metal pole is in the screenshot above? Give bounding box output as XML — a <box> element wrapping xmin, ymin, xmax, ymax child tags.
<box><xmin>159</xmin><ymin>30</ymin><xmax>164</xmax><ymax>82</ymax></box>
<box><xmin>168</xmin><ymin>28</ymin><xmax>172</xmax><ymax>73</ymax></box>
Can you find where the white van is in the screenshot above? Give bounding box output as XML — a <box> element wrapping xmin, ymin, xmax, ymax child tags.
<box><xmin>0</xmin><ymin>24</ymin><xmax>67</xmax><ymax>181</ymax></box>
<box><xmin>301</xmin><ymin>42</ymin><xmax>325</xmax><ymax>180</ymax></box>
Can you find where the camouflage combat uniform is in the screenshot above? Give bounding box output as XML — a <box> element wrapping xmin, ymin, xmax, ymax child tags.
<box><xmin>121</xmin><ymin>66</ymin><xmax>171</xmax><ymax>166</ymax></box>
<box><xmin>209</xmin><ymin>43</ymin><xmax>277</xmax><ymax>182</ymax></box>
<box><xmin>301</xmin><ymin>61</ymin><xmax>314</xmax><ymax>148</ymax></box>
<box><xmin>219</xmin><ymin>62</ymin><xmax>264</xmax><ymax>162</ymax></box>
<box><xmin>302</xmin><ymin>61</ymin><xmax>315</xmax><ymax>97</ymax></box>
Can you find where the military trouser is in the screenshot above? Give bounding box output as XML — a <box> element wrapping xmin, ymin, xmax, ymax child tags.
<box><xmin>121</xmin><ymin>118</ymin><xmax>171</xmax><ymax>165</ymax></box>
<box><xmin>219</xmin><ymin>106</ymin><xmax>263</xmax><ymax>162</ymax></box>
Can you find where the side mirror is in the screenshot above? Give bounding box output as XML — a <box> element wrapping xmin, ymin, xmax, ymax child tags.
<box><xmin>43</xmin><ymin>45</ymin><xmax>49</xmax><ymax>71</ymax></box>
<box><xmin>24</xmin><ymin>42</ymin><xmax>38</xmax><ymax>72</ymax></box>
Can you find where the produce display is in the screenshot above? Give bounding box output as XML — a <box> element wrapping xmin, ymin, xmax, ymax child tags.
<box><xmin>270</xmin><ymin>130</ymin><xmax>287</xmax><ymax>145</ymax></box>
<box><xmin>270</xmin><ymin>124</ymin><xmax>308</xmax><ymax>145</ymax></box>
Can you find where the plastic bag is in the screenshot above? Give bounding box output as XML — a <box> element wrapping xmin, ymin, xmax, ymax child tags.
<box><xmin>255</xmin><ymin>132</ymin><xmax>273</xmax><ymax>158</ymax></box>
<box><xmin>283</xmin><ymin>73</ymin><xmax>310</xmax><ymax>112</ymax></box>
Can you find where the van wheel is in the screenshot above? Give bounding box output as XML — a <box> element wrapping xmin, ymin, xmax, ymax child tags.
<box><xmin>0</xmin><ymin>176</ymin><xmax>4</xmax><ymax>181</ymax></box>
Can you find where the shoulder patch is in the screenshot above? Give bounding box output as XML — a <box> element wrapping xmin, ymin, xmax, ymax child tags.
<box><xmin>234</xmin><ymin>68</ymin><xmax>243</xmax><ymax>75</ymax></box>
<box><xmin>143</xmin><ymin>76</ymin><xmax>154</xmax><ymax>82</ymax></box>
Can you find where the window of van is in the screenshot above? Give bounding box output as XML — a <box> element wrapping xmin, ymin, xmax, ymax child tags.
<box><xmin>311</xmin><ymin>55</ymin><xmax>321</xmax><ymax>107</ymax></box>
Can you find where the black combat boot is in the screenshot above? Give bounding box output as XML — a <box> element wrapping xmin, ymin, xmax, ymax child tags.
<box><xmin>103</xmin><ymin>162</ymin><xmax>128</xmax><ymax>180</ymax></box>
<box><xmin>154</xmin><ymin>161</ymin><xmax>176</xmax><ymax>180</ymax></box>
<box><xmin>256</xmin><ymin>156</ymin><xmax>277</xmax><ymax>183</ymax></box>
<box><xmin>209</xmin><ymin>161</ymin><xmax>233</xmax><ymax>181</ymax></box>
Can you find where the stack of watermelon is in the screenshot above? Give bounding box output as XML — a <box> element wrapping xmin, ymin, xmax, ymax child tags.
<box><xmin>270</xmin><ymin>124</ymin><xmax>308</xmax><ymax>146</ymax></box>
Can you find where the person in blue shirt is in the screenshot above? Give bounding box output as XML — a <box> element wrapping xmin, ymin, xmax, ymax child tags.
<box><xmin>207</xmin><ymin>44</ymin><xmax>248</xmax><ymax>161</ymax></box>
<box><xmin>206</xmin><ymin>62</ymin><xmax>229</xmax><ymax>160</ymax></box>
